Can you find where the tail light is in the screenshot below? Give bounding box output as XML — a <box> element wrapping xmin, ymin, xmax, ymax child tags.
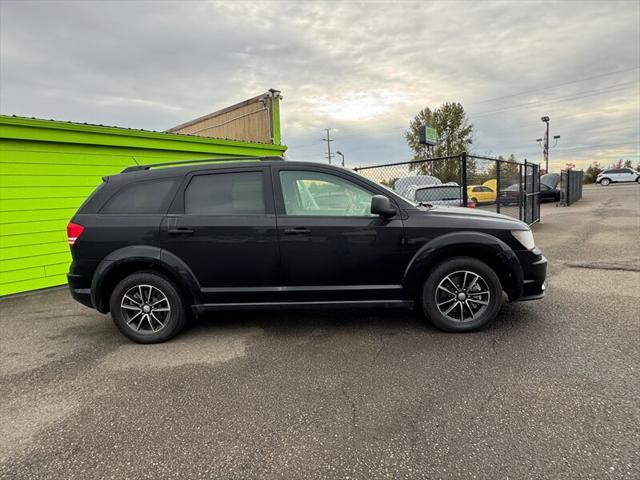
<box><xmin>67</xmin><ymin>222</ymin><xmax>84</xmax><ymax>246</ymax></box>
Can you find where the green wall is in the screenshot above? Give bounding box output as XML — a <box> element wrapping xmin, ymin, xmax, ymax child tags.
<box><xmin>0</xmin><ymin>115</ymin><xmax>287</xmax><ymax>296</ymax></box>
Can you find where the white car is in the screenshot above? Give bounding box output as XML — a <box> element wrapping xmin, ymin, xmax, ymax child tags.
<box><xmin>596</xmin><ymin>168</ymin><xmax>640</xmax><ymax>186</ymax></box>
<box><xmin>394</xmin><ymin>175</ymin><xmax>441</xmax><ymax>198</ymax></box>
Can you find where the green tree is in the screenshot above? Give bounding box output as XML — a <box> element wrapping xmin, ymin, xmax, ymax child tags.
<box><xmin>623</xmin><ymin>159</ymin><xmax>633</xmax><ymax>168</ymax></box>
<box><xmin>584</xmin><ymin>162</ymin><xmax>603</xmax><ymax>183</ymax></box>
<box><xmin>404</xmin><ymin>102</ymin><xmax>474</xmax><ymax>182</ymax></box>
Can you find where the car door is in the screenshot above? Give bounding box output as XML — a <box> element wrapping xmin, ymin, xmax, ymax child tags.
<box><xmin>609</xmin><ymin>169</ymin><xmax>622</xmax><ymax>182</ymax></box>
<box><xmin>619</xmin><ymin>169</ymin><xmax>634</xmax><ymax>182</ymax></box>
<box><xmin>272</xmin><ymin>165</ymin><xmax>407</xmax><ymax>302</ymax></box>
<box><xmin>160</xmin><ymin>166</ymin><xmax>279</xmax><ymax>304</ymax></box>
<box><xmin>483</xmin><ymin>186</ymin><xmax>496</xmax><ymax>202</ymax></box>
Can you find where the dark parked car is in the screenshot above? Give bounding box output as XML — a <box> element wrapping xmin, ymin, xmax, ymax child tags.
<box><xmin>67</xmin><ymin>158</ymin><xmax>547</xmax><ymax>343</ymax></box>
<box><xmin>499</xmin><ymin>173</ymin><xmax>560</xmax><ymax>205</ymax></box>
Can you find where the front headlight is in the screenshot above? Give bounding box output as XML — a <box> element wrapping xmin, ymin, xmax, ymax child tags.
<box><xmin>511</xmin><ymin>229</ymin><xmax>535</xmax><ymax>250</ymax></box>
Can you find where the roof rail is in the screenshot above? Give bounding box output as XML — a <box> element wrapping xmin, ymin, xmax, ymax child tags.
<box><xmin>120</xmin><ymin>156</ymin><xmax>284</xmax><ymax>173</ymax></box>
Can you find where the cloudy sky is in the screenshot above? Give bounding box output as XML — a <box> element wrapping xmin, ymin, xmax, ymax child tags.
<box><xmin>1</xmin><ymin>0</ymin><xmax>638</xmax><ymax>170</ymax></box>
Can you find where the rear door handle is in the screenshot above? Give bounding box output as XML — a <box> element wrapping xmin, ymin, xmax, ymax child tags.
<box><xmin>284</xmin><ymin>228</ymin><xmax>311</xmax><ymax>235</ymax></box>
<box><xmin>168</xmin><ymin>227</ymin><xmax>194</xmax><ymax>236</ymax></box>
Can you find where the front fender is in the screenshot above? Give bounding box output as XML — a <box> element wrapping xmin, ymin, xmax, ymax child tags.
<box><xmin>402</xmin><ymin>231</ymin><xmax>524</xmax><ymax>299</ymax></box>
<box><xmin>91</xmin><ymin>245</ymin><xmax>202</xmax><ymax>312</ymax></box>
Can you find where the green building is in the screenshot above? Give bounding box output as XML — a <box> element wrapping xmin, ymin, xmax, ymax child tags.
<box><xmin>0</xmin><ymin>94</ymin><xmax>286</xmax><ymax>296</ymax></box>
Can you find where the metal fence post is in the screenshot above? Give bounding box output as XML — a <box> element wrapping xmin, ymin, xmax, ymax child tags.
<box><xmin>495</xmin><ymin>159</ymin><xmax>501</xmax><ymax>214</ymax></box>
<box><xmin>461</xmin><ymin>152</ymin><xmax>468</xmax><ymax>207</ymax></box>
<box><xmin>523</xmin><ymin>159</ymin><xmax>528</xmax><ymax>223</ymax></box>
<box><xmin>518</xmin><ymin>164</ymin><xmax>523</xmax><ymax>221</ymax></box>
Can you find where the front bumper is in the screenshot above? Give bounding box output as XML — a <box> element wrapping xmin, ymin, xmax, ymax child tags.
<box><xmin>514</xmin><ymin>249</ymin><xmax>547</xmax><ymax>301</ymax></box>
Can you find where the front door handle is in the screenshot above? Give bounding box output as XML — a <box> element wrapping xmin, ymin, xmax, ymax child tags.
<box><xmin>168</xmin><ymin>227</ymin><xmax>194</xmax><ymax>236</ymax></box>
<box><xmin>284</xmin><ymin>228</ymin><xmax>311</xmax><ymax>235</ymax></box>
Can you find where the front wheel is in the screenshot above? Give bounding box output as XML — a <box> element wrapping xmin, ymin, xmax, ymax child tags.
<box><xmin>600</xmin><ymin>178</ymin><xmax>611</xmax><ymax>186</ymax></box>
<box><xmin>421</xmin><ymin>257</ymin><xmax>503</xmax><ymax>332</ymax></box>
<box><xmin>109</xmin><ymin>271</ymin><xmax>187</xmax><ymax>343</ymax></box>
<box><xmin>636</xmin><ymin>176</ymin><xmax>640</xmax><ymax>183</ymax></box>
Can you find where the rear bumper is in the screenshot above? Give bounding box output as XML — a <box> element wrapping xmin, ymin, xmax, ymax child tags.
<box><xmin>67</xmin><ymin>270</ymin><xmax>94</xmax><ymax>309</ymax></box>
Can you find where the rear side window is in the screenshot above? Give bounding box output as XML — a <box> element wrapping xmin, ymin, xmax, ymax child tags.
<box><xmin>101</xmin><ymin>179</ymin><xmax>176</xmax><ymax>214</ymax></box>
<box><xmin>185</xmin><ymin>171</ymin><xmax>265</xmax><ymax>215</ymax></box>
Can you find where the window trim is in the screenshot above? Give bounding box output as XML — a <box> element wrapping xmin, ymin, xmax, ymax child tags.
<box><xmin>171</xmin><ymin>166</ymin><xmax>274</xmax><ymax>216</ymax></box>
<box><xmin>99</xmin><ymin>177</ymin><xmax>180</xmax><ymax>215</ymax></box>
<box><xmin>272</xmin><ymin>165</ymin><xmax>401</xmax><ymax>219</ymax></box>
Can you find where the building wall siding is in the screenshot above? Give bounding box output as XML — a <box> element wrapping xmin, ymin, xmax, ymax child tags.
<box><xmin>0</xmin><ymin>116</ymin><xmax>286</xmax><ymax>296</ymax></box>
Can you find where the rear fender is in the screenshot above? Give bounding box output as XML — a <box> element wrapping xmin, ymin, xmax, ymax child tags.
<box><xmin>91</xmin><ymin>245</ymin><xmax>202</xmax><ymax>312</ymax></box>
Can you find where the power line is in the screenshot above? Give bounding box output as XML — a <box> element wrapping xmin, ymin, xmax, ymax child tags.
<box><xmin>466</xmin><ymin>66</ymin><xmax>640</xmax><ymax>106</ymax></box>
<box><xmin>470</xmin><ymin>81</ymin><xmax>638</xmax><ymax>118</ymax></box>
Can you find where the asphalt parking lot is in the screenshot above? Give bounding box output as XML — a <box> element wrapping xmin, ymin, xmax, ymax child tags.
<box><xmin>1</xmin><ymin>183</ymin><xmax>638</xmax><ymax>479</ymax></box>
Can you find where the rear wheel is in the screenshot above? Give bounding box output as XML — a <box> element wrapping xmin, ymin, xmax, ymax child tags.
<box><xmin>421</xmin><ymin>257</ymin><xmax>502</xmax><ymax>332</ymax></box>
<box><xmin>109</xmin><ymin>272</ymin><xmax>187</xmax><ymax>343</ymax></box>
<box><xmin>600</xmin><ymin>178</ymin><xmax>611</xmax><ymax>186</ymax></box>
<box><xmin>471</xmin><ymin>197</ymin><xmax>478</xmax><ymax>204</ymax></box>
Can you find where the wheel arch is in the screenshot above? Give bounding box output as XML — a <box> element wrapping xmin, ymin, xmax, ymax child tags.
<box><xmin>91</xmin><ymin>246</ymin><xmax>201</xmax><ymax>313</ymax></box>
<box><xmin>402</xmin><ymin>231</ymin><xmax>524</xmax><ymax>300</ymax></box>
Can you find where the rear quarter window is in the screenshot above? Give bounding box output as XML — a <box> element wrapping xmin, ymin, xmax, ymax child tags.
<box><xmin>100</xmin><ymin>179</ymin><xmax>177</xmax><ymax>214</ymax></box>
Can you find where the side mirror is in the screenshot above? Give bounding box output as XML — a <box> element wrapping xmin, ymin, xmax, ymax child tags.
<box><xmin>371</xmin><ymin>195</ymin><xmax>396</xmax><ymax>218</ymax></box>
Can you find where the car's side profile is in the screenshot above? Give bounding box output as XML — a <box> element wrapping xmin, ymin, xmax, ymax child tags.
<box><xmin>67</xmin><ymin>158</ymin><xmax>547</xmax><ymax>343</ymax></box>
<box><xmin>466</xmin><ymin>185</ymin><xmax>496</xmax><ymax>204</ymax></box>
<box><xmin>596</xmin><ymin>168</ymin><xmax>640</xmax><ymax>186</ymax></box>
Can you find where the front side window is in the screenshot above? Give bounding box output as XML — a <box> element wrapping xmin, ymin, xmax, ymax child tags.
<box><xmin>101</xmin><ymin>179</ymin><xmax>176</xmax><ymax>214</ymax></box>
<box><xmin>185</xmin><ymin>171</ymin><xmax>265</xmax><ymax>215</ymax></box>
<box><xmin>279</xmin><ymin>170</ymin><xmax>375</xmax><ymax>216</ymax></box>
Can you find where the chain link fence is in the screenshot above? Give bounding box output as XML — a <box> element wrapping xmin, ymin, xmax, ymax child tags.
<box><xmin>354</xmin><ymin>153</ymin><xmax>541</xmax><ymax>225</ymax></box>
<box><xmin>560</xmin><ymin>169</ymin><xmax>584</xmax><ymax>206</ymax></box>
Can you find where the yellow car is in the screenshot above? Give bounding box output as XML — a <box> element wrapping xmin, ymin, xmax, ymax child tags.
<box><xmin>467</xmin><ymin>184</ymin><xmax>496</xmax><ymax>204</ymax></box>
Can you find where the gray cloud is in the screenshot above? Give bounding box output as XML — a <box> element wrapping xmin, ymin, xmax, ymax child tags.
<box><xmin>1</xmin><ymin>0</ymin><xmax>638</xmax><ymax>170</ymax></box>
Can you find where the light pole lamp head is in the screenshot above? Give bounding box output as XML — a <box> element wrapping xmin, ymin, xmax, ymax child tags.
<box><xmin>553</xmin><ymin>135</ymin><xmax>560</xmax><ymax>139</ymax></box>
<box><xmin>536</xmin><ymin>138</ymin><xmax>543</xmax><ymax>143</ymax></box>
<box><xmin>541</xmin><ymin>116</ymin><xmax>550</xmax><ymax>123</ymax></box>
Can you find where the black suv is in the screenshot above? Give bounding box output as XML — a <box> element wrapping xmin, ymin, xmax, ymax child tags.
<box><xmin>67</xmin><ymin>158</ymin><xmax>547</xmax><ymax>343</ymax></box>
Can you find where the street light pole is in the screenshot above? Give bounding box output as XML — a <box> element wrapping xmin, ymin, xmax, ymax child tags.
<box><xmin>336</xmin><ymin>151</ymin><xmax>345</xmax><ymax>167</ymax></box>
<box><xmin>541</xmin><ymin>116</ymin><xmax>549</xmax><ymax>173</ymax></box>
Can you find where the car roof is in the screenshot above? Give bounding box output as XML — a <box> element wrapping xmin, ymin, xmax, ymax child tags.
<box><xmin>106</xmin><ymin>158</ymin><xmax>347</xmax><ymax>184</ymax></box>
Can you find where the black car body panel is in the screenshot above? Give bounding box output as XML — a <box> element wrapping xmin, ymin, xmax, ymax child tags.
<box><xmin>67</xmin><ymin>159</ymin><xmax>547</xmax><ymax>315</ymax></box>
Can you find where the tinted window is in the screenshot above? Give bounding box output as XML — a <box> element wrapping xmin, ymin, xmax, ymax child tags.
<box><xmin>185</xmin><ymin>171</ymin><xmax>264</xmax><ymax>215</ymax></box>
<box><xmin>101</xmin><ymin>179</ymin><xmax>176</xmax><ymax>214</ymax></box>
<box><xmin>280</xmin><ymin>170</ymin><xmax>375</xmax><ymax>216</ymax></box>
<box><xmin>415</xmin><ymin>186</ymin><xmax>461</xmax><ymax>202</ymax></box>
<box><xmin>620</xmin><ymin>169</ymin><xmax>632</xmax><ymax>173</ymax></box>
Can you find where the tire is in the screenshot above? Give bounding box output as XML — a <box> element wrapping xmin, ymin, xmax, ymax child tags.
<box><xmin>636</xmin><ymin>176</ymin><xmax>640</xmax><ymax>183</ymax></box>
<box><xmin>421</xmin><ymin>257</ymin><xmax>503</xmax><ymax>332</ymax></box>
<box><xmin>600</xmin><ymin>178</ymin><xmax>611</xmax><ymax>186</ymax></box>
<box><xmin>109</xmin><ymin>271</ymin><xmax>187</xmax><ymax>343</ymax></box>
<box><xmin>471</xmin><ymin>197</ymin><xmax>478</xmax><ymax>204</ymax></box>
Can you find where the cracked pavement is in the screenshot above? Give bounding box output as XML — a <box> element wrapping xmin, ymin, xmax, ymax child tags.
<box><xmin>1</xmin><ymin>183</ymin><xmax>638</xmax><ymax>479</ymax></box>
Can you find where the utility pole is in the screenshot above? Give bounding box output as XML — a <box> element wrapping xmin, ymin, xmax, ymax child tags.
<box><xmin>322</xmin><ymin>129</ymin><xmax>334</xmax><ymax>164</ymax></box>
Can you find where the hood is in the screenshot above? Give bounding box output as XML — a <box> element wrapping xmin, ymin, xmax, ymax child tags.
<box><xmin>541</xmin><ymin>173</ymin><xmax>560</xmax><ymax>189</ymax></box>
<box><xmin>421</xmin><ymin>205</ymin><xmax>528</xmax><ymax>230</ymax></box>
